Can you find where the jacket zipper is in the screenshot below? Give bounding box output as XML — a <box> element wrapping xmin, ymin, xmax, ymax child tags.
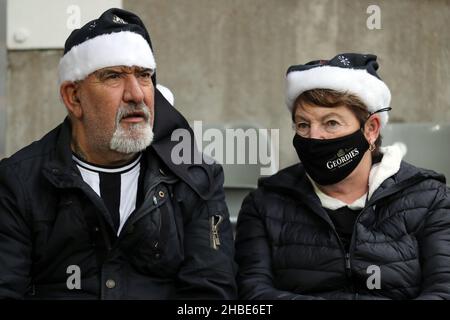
<box><xmin>345</xmin><ymin>252</ymin><xmax>351</xmax><ymax>270</ymax></box>
<box><xmin>210</xmin><ymin>214</ymin><xmax>223</xmax><ymax>250</ymax></box>
<box><xmin>303</xmin><ymin>203</ymin><xmax>356</xmax><ymax>294</ymax></box>
<box><xmin>346</xmin><ymin>202</ymin><xmax>375</xmax><ymax>298</ymax></box>
<box><xmin>329</xmin><ymin>224</ymin><xmax>352</xmax><ymax>283</ymax></box>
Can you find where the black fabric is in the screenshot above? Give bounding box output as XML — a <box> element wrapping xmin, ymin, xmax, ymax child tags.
<box><xmin>293</xmin><ymin>129</ymin><xmax>370</xmax><ymax>185</ymax></box>
<box><xmin>372</xmin><ymin>152</ymin><xmax>383</xmax><ymax>165</ymax></box>
<box><xmin>325</xmin><ymin>206</ymin><xmax>361</xmax><ymax>252</ymax></box>
<box><xmin>135</xmin><ymin>154</ymin><xmax>147</xmax><ymax>209</ymax></box>
<box><xmin>64</xmin><ymin>8</ymin><xmax>153</xmax><ymax>54</ymax></box>
<box><xmin>0</xmin><ymin>116</ymin><xmax>237</xmax><ymax>299</ymax></box>
<box><xmin>287</xmin><ymin>53</ymin><xmax>383</xmax><ymax>80</ymax></box>
<box><xmin>99</xmin><ymin>173</ymin><xmax>121</xmax><ymax>232</ymax></box>
<box><xmin>235</xmin><ymin>161</ymin><xmax>450</xmax><ymax>300</ymax></box>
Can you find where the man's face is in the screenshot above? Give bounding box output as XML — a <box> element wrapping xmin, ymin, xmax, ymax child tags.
<box><xmin>76</xmin><ymin>65</ymin><xmax>155</xmax><ymax>154</ymax></box>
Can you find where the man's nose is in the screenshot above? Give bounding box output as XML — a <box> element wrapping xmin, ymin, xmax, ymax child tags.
<box><xmin>123</xmin><ymin>75</ymin><xmax>145</xmax><ymax>104</ymax></box>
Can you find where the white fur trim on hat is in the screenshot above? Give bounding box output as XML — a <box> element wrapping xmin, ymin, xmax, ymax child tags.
<box><xmin>286</xmin><ymin>66</ymin><xmax>391</xmax><ymax>127</ymax></box>
<box><xmin>58</xmin><ymin>31</ymin><xmax>156</xmax><ymax>85</ymax></box>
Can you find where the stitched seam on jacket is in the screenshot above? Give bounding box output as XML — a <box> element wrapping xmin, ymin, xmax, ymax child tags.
<box><xmin>272</xmin><ymin>242</ymin><xmax>339</xmax><ymax>250</ymax></box>
<box><xmin>264</xmin><ymin>215</ymin><xmax>322</xmax><ymax>228</ymax></box>
<box><xmin>275</xmin><ymin>267</ymin><xmax>342</xmax><ymax>274</ymax></box>
<box><xmin>353</xmin><ymin>256</ymin><xmax>418</xmax><ymax>271</ymax></box>
<box><xmin>357</xmin><ymin>235</ymin><xmax>417</xmax><ymax>244</ymax></box>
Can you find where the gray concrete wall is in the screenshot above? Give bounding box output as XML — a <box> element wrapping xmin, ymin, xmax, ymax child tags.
<box><xmin>0</xmin><ymin>0</ymin><xmax>6</xmax><ymax>159</ymax></box>
<box><xmin>3</xmin><ymin>0</ymin><xmax>450</xmax><ymax>170</ymax></box>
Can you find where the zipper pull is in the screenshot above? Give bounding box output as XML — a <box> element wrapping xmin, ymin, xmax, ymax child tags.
<box><xmin>345</xmin><ymin>252</ymin><xmax>351</xmax><ymax>269</ymax></box>
<box><xmin>210</xmin><ymin>214</ymin><xmax>223</xmax><ymax>250</ymax></box>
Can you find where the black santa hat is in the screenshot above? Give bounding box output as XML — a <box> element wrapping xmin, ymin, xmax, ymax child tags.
<box><xmin>286</xmin><ymin>53</ymin><xmax>391</xmax><ymax>127</ymax></box>
<box><xmin>58</xmin><ymin>8</ymin><xmax>156</xmax><ymax>85</ymax></box>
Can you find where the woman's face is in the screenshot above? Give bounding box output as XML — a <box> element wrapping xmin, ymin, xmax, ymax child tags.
<box><xmin>293</xmin><ymin>102</ymin><xmax>361</xmax><ymax>139</ymax></box>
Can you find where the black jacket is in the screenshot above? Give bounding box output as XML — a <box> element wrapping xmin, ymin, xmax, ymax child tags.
<box><xmin>0</xmin><ymin>92</ymin><xmax>237</xmax><ymax>299</ymax></box>
<box><xmin>235</xmin><ymin>162</ymin><xmax>450</xmax><ymax>300</ymax></box>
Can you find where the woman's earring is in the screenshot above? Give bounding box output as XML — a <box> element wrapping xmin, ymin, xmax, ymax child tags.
<box><xmin>369</xmin><ymin>143</ymin><xmax>376</xmax><ymax>152</ymax></box>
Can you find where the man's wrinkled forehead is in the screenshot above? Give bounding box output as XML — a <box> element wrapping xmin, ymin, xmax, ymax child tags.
<box><xmin>92</xmin><ymin>65</ymin><xmax>154</xmax><ymax>76</ymax></box>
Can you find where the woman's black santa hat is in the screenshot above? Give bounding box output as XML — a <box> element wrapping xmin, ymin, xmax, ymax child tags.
<box><xmin>286</xmin><ymin>53</ymin><xmax>391</xmax><ymax>127</ymax></box>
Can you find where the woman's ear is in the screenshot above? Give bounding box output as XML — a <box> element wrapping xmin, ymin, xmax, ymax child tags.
<box><xmin>364</xmin><ymin>114</ymin><xmax>381</xmax><ymax>145</ymax></box>
<box><xmin>60</xmin><ymin>81</ymin><xmax>83</xmax><ymax>119</ymax></box>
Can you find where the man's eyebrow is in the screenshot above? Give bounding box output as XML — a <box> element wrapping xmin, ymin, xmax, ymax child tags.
<box><xmin>94</xmin><ymin>68</ymin><xmax>121</xmax><ymax>78</ymax></box>
<box><xmin>93</xmin><ymin>67</ymin><xmax>153</xmax><ymax>80</ymax></box>
<box><xmin>135</xmin><ymin>67</ymin><xmax>153</xmax><ymax>73</ymax></box>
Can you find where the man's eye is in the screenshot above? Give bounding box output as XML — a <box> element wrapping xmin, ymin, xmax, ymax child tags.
<box><xmin>105</xmin><ymin>73</ymin><xmax>122</xmax><ymax>79</ymax></box>
<box><xmin>139</xmin><ymin>71</ymin><xmax>153</xmax><ymax>78</ymax></box>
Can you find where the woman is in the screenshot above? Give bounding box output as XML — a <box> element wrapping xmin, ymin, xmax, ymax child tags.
<box><xmin>235</xmin><ymin>53</ymin><xmax>450</xmax><ymax>300</ymax></box>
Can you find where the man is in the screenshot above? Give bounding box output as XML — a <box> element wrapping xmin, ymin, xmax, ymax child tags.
<box><xmin>0</xmin><ymin>8</ymin><xmax>236</xmax><ymax>299</ymax></box>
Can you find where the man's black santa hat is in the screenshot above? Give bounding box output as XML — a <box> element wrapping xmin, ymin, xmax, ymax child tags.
<box><xmin>58</xmin><ymin>8</ymin><xmax>156</xmax><ymax>85</ymax></box>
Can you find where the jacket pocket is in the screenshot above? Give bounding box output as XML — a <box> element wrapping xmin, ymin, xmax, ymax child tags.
<box><xmin>124</xmin><ymin>186</ymin><xmax>183</xmax><ymax>277</ymax></box>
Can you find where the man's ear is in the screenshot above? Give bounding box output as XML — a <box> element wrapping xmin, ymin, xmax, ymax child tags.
<box><xmin>364</xmin><ymin>114</ymin><xmax>381</xmax><ymax>145</ymax></box>
<box><xmin>60</xmin><ymin>81</ymin><xmax>83</xmax><ymax>119</ymax></box>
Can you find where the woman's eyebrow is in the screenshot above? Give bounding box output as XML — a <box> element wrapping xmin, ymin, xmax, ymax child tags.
<box><xmin>321</xmin><ymin>112</ymin><xmax>345</xmax><ymax>121</ymax></box>
<box><xmin>295</xmin><ymin>112</ymin><xmax>345</xmax><ymax>122</ymax></box>
<box><xmin>294</xmin><ymin>115</ymin><xmax>309</xmax><ymax>122</ymax></box>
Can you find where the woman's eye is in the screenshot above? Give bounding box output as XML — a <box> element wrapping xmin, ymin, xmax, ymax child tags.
<box><xmin>326</xmin><ymin>120</ymin><xmax>340</xmax><ymax>128</ymax></box>
<box><xmin>296</xmin><ymin>123</ymin><xmax>309</xmax><ymax>130</ymax></box>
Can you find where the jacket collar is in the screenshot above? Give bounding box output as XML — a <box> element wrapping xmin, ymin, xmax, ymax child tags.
<box><xmin>258</xmin><ymin>164</ymin><xmax>334</xmax><ymax>224</ymax></box>
<box><xmin>259</xmin><ymin>154</ymin><xmax>445</xmax><ymax>215</ymax></box>
<box><xmin>151</xmin><ymin>89</ymin><xmax>215</xmax><ymax>200</ymax></box>
<box><xmin>42</xmin><ymin>117</ymin><xmax>82</xmax><ymax>189</ymax></box>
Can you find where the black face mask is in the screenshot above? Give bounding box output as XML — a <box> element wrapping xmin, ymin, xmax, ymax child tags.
<box><xmin>293</xmin><ymin>129</ymin><xmax>369</xmax><ymax>185</ymax></box>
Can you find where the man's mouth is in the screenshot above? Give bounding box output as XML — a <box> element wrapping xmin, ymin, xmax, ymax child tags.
<box><xmin>120</xmin><ymin>110</ymin><xmax>147</xmax><ymax>123</ymax></box>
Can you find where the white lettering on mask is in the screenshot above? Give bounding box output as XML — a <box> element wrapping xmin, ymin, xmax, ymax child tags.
<box><xmin>326</xmin><ymin>148</ymin><xmax>360</xmax><ymax>169</ymax></box>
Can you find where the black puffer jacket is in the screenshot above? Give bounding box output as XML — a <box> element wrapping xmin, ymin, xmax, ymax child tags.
<box><xmin>0</xmin><ymin>92</ymin><xmax>237</xmax><ymax>299</ymax></box>
<box><xmin>235</xmin><ymin>162</ymin><xmax>450</xmax><ymax>300</ymax></box>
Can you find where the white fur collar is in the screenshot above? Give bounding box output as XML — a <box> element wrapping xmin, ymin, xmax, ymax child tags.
<box><xmin>309</xmin><ymin>143</ymin><xmax>407</xmax><ymax>210</ymax></box>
